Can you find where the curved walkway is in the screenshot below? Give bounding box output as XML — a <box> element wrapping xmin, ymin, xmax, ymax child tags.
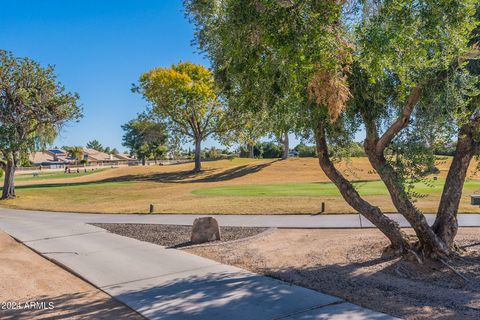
<box><xmin>0</xmin><ymin>208</ymin><xmax>402</xmax><ymax>319</ymax></box>
<box><xmin>1</xmin><ymin>208</ymin><xmax>480</xmax><ymax>228</ymax></box>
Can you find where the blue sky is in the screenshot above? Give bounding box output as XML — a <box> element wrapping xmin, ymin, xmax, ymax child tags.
<box><xmin>0</xmin><ymin>0</ymin><xmax>310</xmax><ymax>152</ymax></box>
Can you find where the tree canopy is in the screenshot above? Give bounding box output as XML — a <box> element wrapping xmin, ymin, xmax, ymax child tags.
<box><xmin>0</xmin><ymin>50</ymin><xmax>82</xmax><ymax>199</ymax></box>
<box><xmin>186</xmin><ymin>0</ymin><xmax>480</xmax><ymax>258</ymax></box>
<box><xmin>122</xmin><ymin>113</ymin><xmax>168</xmax><ymax>164</ymax></box>
<box><xmin>133</xmin><ymin>62</ymin><xmax>225</xmax><ymax>172</ymax></box>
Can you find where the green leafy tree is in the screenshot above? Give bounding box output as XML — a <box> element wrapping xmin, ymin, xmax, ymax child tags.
<box><xmin>86</xmin><ymin>139</ymin><xmax>104</xmax><ymax>152</ymax></box>
<box><xmin>294</xmin><ymin>143</ymin><xmax>316</xmax><ymax>158</ymax></box>
<box><xmin>219</xmin><ymin>109</ymin><xmax>269</xmax><ymax>158</ymax></box>
<box><xmin>0</xmin><ymin>50</ymin><xmax>81</xmax><ymax>199</ymax></box>
<box><xmin>122</xmin><ymin>113</ymin><xmax>168</xmax><ymax>165</ymax></box>
<box><xmin>187</xmin><ymin>0</ymin><xmax>479</xmax><ymax>258</ymax></box>
<box><xmin>133</xmin><ymin>62</ymin><xmax>225</xmax><ymax>172</ymax></box>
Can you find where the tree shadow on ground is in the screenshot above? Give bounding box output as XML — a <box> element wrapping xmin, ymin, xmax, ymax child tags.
<box><xmin>1</xmin><ymin>292</ymin><xmax>143</xmax><ymax>320</ymax></box>
<box><xmin>264</xmin><ymin>255</ymin><xmax>480</xmax><ymax>320</ymax></box>
<box><xmin>105</xmin><ymin>270</ymin><xmax>391</xmax><ymax>320</ymax></box>
<box><xmin>10</xmin><ymin>161</ymin><xmax>277</xmax><ymax>190</ymax></box>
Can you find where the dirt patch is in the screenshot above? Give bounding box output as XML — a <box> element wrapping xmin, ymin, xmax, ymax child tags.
<box><xmin>185</xmin><ymin>228</ymin><xmax>480</xmax><ymax>320</ymax></box>
<box><xmin>0</xmin><ymin>230</ymin><xmax>143</xmax><ymax>320</ymax></box>
<box><xmin>92</xmin><ymin>223</ymin><xmax>269</xmax><ymax>248</ymax></box>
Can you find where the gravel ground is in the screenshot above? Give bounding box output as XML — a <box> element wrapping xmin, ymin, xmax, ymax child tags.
<box><xmin>91</xmin><ymin>223</ymin><xmax>269</xmax><ymax>248</ymax></box>
<box><xmin>185</xmin><ymin>228</ymin><xmax>480</xmax><ymax>320</ymax></box>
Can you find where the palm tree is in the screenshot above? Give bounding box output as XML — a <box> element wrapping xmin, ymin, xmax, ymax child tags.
<box><xmin>65</xmin><ymin>146</ymin><xmax>84</xmax><ymax>164</ymax></box>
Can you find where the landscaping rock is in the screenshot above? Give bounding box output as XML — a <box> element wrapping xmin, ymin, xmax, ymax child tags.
<box><xmin>191</xmin><ymin>217</ymin><xmax>221</xmax><ymax>244</ymax></box>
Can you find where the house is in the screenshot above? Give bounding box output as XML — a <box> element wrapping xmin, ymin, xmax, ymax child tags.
<box><xmin>28</xmin><ymin>148</ymin><xmax>134</xmax><ymax>168</ymax></box>
<box><xmin>29</xmin><ymin>148</ymin><xmax>74</xmax><ymax>167</ymax></box>
<box><xmin>82</xmin><ymin>148</ymin><xmax>115</xmax><ymax>164</ymax></box>
<box><xmin>82</xmin><ymin>148</ymin><xmax>134</xmax><ymax>165</ymax></box>
<box><xmin>112</xmin><ymin>153</ymin><xmax>133</xmax><ymax>161</ymax></box>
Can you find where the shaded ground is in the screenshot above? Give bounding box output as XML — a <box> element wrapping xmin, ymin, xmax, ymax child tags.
<box><xmin>92</xmin><ymin>223</ymin><xmax>269</xmax><ymax>248</ymax></box>
<box><xmin>0</xmin><ymin>230</ymin><xmax>143</xmax><ymax>320</ymax></box>
<box><xmin>2</xmin><ymin>157</ymin><xmax>480</xmax><ymax>214</ymax></box>
<box><xmin>185</xmin><ymin>228</ymin><xmax>480</xmax><ymax>320</ymax></box>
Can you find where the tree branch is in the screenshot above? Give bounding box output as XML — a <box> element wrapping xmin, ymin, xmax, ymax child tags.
<box><xmin>375</xmin><ymin>48</ymin><xmax>480</xmax><ymax>155</ymax></box>
<box><xmin>375</xmin><ymin>85</ymin><xmax>424</xmax><ymax>154</ymax></box>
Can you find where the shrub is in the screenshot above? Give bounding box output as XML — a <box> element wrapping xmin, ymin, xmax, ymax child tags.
<box><xmin>204</xmin><ymin>147</ymin><xmax>224</xmax><ymax>160</ymax></box>
<box><xmin>294</xmin><ymin>143</ymin><xmax>316</xmax><ymax>157</ymax></box>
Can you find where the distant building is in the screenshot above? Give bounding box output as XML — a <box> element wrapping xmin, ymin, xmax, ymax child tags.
<box><xmin>29</xmin><ymin>148</ymin><xmax>74</xmax><ymax>167</ymax></box>
<box><xmin>288</xmin><ymin>150</ymin><xmax>299</xmax><ymax>158</ymax></box>
<box><xmin>28</xmin><ymin>148</ymin><xmax>135</xmax><ymax>168</ymax></box>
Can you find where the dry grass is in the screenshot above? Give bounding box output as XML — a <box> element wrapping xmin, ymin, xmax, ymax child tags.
<box><xmin>2</xmin><ymin>157</ymin><xmax>479</xmax><ymax>214</ymax></box>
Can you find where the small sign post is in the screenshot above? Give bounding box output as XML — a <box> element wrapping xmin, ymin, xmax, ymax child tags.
<box><xmin>471</xmin><ymin>195</ymin><xmax>480</xmax><ymax>206</ymax></box>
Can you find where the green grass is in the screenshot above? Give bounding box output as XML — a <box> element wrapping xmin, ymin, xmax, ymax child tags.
<box><xmin>192</xmin><ymin>178</ymin><xmax>480</xmax><ymax>197</ymax></box>
<box><xmin>15</xmin><ymin>168</ymin><xmax>109</xmax><ymax>182</ymax></box>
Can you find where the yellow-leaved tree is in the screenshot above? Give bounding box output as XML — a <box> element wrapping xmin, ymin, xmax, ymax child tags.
<box><xmin>134</xmin><ymin>62</ymin><xmax>225</xmax><ymax>172</ymax></box>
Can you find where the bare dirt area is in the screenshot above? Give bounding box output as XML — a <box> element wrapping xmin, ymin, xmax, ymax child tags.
<box><xmin>185</xmin><ymin>228</ymin><xmax>480</xmax><ymax>320</ymax></box>
<box><xmin>92</xmin><ymin>223</ymin><xmax>269</xmax><ymax>248</ymax></box>
<box><xmin>0</xmin><ymin>230</ymin><xmax>143</xmax><ymax>320</ymax></box>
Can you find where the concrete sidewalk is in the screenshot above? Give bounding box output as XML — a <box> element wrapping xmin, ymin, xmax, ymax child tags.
<box><xmin>1</xmin><ymin>207</ymin><xmax>480</xmax><ymax>228</ymax></box>
<box><xmin>0</xmin><ymin>209</ymin><xmax>399</xmax><ymax>319</ymax></box>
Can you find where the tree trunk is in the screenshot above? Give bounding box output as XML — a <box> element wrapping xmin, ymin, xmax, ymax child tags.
<box><xmin>433</xmin><ymin>124</ymin><xmax>478</xmax><ymax>247</ymax></box>
<box><xmin>282</xmin><ymin>130</ymin><xmax>289</xmax><ymax>160</ymax></box>
<box><xmin>2</xmin><ymin>160</ymin><xmax>16</xmax><ymax>200</ymax></box>
<box><xmin>364</xmin><ymin>140</ymin><xmax>451</xmax><ymax>257</ymax></box>
<box><xmin>247</xmin><ymin>143</ymin><xmax>254</xmax><ymax>158</ymax></box>
<box><xmin>141</xmin><ymin>156</ymin><xmax>146</xmax><ymax>166</ymax></box>
<box><xmin>194</xmin><ymin>137</ymin><xmax>202</xmax><ymax>172</ymax></box>
<box><xmin>315</xmin><ymin>124</ymin><xmax>410</xmax><ymax>253</ymax></box>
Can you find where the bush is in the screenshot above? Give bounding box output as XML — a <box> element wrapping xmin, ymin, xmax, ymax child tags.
<box><xmin>204</xmin><ymin>147</ymin><xmax>224</xmax><ymax>160</ymax></box>
<box><xmin>294</xmin><ymin>143</ymin><xmax>316</xmax><ymax>157</ymax></box>
<box><xmin>329</xmin><ymin>142</ymin><xmax>366</xmax><ymax>157</ymax></box>
<box><xmin>256</xmin><ymin>142</ymin><xmax>283</xmax><ymax>158</ymax></box>
<box><xmin>0</xmin><ymin>168</ymin><xmax>3</xmax><ymax>178</ymax></box>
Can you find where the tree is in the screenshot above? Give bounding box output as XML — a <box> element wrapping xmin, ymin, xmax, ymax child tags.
<box><xmin>133</xmin><ymin>62</ymin><xmax>225</xmax><ymax>172</ymax></box>
<box><xmin>64</xmin><ymin>146</ymin><xmax>84</xmax><ymax>164</ymax></box>
<box><xmin>122</xmin><ymin>113</ymin><xmax>168</xmax><ymax>165</ymax></box>
<box><xmin>0</xmin><ymin>50</ymin><xmax>81</xmax><ymax>199</ymax></box>
<box><xmin>111</xmin><ymin>148</ymin><xmax>119</xmax><ymax>155</ymax></box>
<box><xmin>219</xmin><ymin>109</ymin><xmax>269</xmax><ymax>158</ymax></box>
<box><xmin>186</xmin><ymin>0</ymin><xmax>479</xmax><ymax>259</ymax></box>
<box><xmin>294</xmin><ymin>143</ymin><xmax>316</xmax><ymax>158</ymax></box>
<box><xmin>86</xmin><ymin>139</ymin><xmax>104</xmax><ymax>152</ymax></box>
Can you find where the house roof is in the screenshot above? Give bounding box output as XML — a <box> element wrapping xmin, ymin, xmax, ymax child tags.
<box><xmin>48</xmin><ymin>148</ymin><xmax>68</xmax><ymax>155</ymax></box>
<box><xmin>112</xmin><ymin>153</ymin><xmax>132</xmax><ymax>161</ymax></box>
<box><xmin>83</xmin><ymin>148</ymin><xmax>116</xmax><ymax>161</ymax></box>
<box><xmin>29</xmin><ymin>152</ymin><xmax>62</xmax><ymax>164</ymax></box>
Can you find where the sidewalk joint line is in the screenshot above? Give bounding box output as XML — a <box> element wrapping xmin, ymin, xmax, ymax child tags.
<box><xmin>25</xmin><ymin>230</ymin><xmax>106</xmax><ymax>243</ymax></box>
<box><xmin>272</xmin><ymin>300</ymin><xmax>346</xmax><ymax>320</ymax></box>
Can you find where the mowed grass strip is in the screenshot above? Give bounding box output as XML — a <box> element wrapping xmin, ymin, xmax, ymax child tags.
<box><xmin>192</xmin><ymin>178</ymin><xmax>480</xmax><ymax>197</ymax></box>
<box><xmin>15</xmin><ymin>168</ymin><xmax>109</xmax><ymax>182</ymax></box>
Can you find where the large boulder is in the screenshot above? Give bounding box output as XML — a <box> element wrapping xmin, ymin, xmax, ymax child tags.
<box><xmin>191</xmin><ymin>217</ymin><xmax>221</xmax><ymax>244</ymax></box>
